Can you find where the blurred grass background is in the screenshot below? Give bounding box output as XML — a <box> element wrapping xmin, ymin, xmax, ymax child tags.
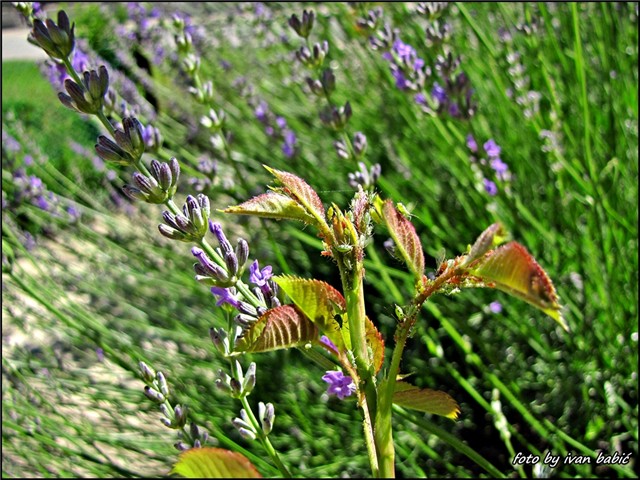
<box><xmin>2</xmin><ymin>2</ymin><xmax>637</xmax><ymax>478</ymax></box>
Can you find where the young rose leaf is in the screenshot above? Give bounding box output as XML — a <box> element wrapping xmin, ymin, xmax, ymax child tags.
<box><xmin>274</xmin><ymin>276</ymin><xmax>346</xmax><ymax>345</ymax></box>
<box><xmin>393</xmin><ymin>382</ymin><xmax>460</xmax><ymax>420</ymax></box>
<box><xmin>235</xmin><ymin>305</ymin><xmax>319</xmax><ymax>353</ymax></box>
<box><xmin>472</xmin><ymin>241</ymin><xmax>567</xmax><ymax>331</ymax></box>
<box><xmin>464</xmin><ymin>222</ymin><xmax>508</xmax><ymax>266</ymax></box>
<box><xmin>365</xmin><ymin>316</ymin><xmax>385</xmax><ymax>374</ymax></box>
<box><xmin>335</xmin><ymin>315</ymin><xmax>384</xmax><ymax>372</ymax></box>
<box><xmin>379</xmin><ymin>199</ymin><xmax>425</xmax><ymax>281</ymax></box>
<box><xmin>171</xmin><ymin>447</ymin><xmax>262</xmax><ymax>478</ymax></box>
<box><xmin>264</xmin><ymin>166</ymin><xmax>329</xmax><ymax>233</ymax></box>
<box><xmin>224</xmin><ymin>192</ymin><xmax>316</xmax><ymax>224</ymax></box>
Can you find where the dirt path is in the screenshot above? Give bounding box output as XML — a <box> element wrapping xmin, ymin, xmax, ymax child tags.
<box><xmin>2</xmin><ymin>27</ymin><xmax>48</xmax><ymax>61</ymax></box>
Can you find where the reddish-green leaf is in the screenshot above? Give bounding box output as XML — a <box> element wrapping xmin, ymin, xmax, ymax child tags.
<box><xmin>393</xmin><ymin>382</ymin><xmax>460</xmax><ymax>419</ymax></box>
<box><xmin>274</xmin><ymin>276</ymin><xmax>346</xmax><ymax>348</ymax></box>
<box><xmin>224</xmin><ymin>192</ymin><xmax>316</xmax><ymax>224</ymax></box>
<box><xmin>264</xmin><ymin>166</ymin><xmax>327</xmax><ymax>229</ymax></box>
<box><xmin>365</xmin><ymin>317</ymin><xmax>385</xmax><ymax>374</ymax></box>
<box><xmin>464</xmin><ymin>222</ymin><xmax>508</xmax><ymax>265</ymax></box>
<box><xmin>380</xmin><ymin>199</ymin><xmax>425</xmax><ymax>281</ymax></box>
<box><xmin>235</xmin><ymin>305</ymin><xmax>319</xmax><ymax>353</ymax></box>
<box><xmin>172</xmin><ymin>447</ymin><xmax>262</xmax><ymax>478</ymax></box>
<box><xmin>472</xmin><ymin>241</ymin><xmax>567</xmax><ymax>330</ymax></box>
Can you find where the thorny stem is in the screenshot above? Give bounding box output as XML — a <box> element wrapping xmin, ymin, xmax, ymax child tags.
<box><xmin>336</xmin><ymin>253</ymin><xmax>381</xmax><ymax>477</ymax></box>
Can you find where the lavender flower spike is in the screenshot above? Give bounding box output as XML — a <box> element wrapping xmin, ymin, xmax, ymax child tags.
<box><xmin>483</xmin><ymin>139</ymin><xmax>501</xmax><ymax>158</ymax></box>
<box><xmin>209</xmin><ymin>221</ymin><xmax>234</xmax><ymax>255</ymax></box>
<box><xmin>211</xmin><ymin>286</ymin><xmax>241</xmax><ymax>309</ymax></box>
<box><xmin>322</xmin><ymin>370</ymin><xmax>356</xmax><ymax>399</ymax></box>
<box><xmin>249</xmin><ymin>260</ymin><xmax>273</xmax><ymax>288</ymax></box>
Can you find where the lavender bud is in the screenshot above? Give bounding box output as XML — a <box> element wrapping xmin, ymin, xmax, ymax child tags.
<box><xmin>132</xmin><ymin>172</ymin><xmax>156</xmax><ymax>194</ymax></box>
<box><xmin>288</xmin><ymin>10</ymin><xmax>314</xmax><ymax>39</ymax></box>
<box><xmin>210</xmin><ymin>327</ymin><xmax>230</xmax><ymax>355</ymax></box>
<box><xmin>174</xmin><ymin>442</ymin><xmax>190</xmax><ymax>451</ymax></box>
<box><xmin>197</xmin><ymin>194</ymin><xmax>210</xmax><ymax>219</ymax></box>
<box><xmin>122</xmin><ymin>185</ymin><xmax>146</xmax><ymax>202</ymax></box>
<box><xmin>353</xmin><ymin>132</ymin><xmax>367</xmax><ymax>157</ymax></box>
<box><xmin>158</xmin><ymin>224</ymin><xmax>188</xmax><ymax>241</ymax></box>
<box><xmin>159</xmin><ymin>404</ymin><xmax>171</xmax><ymax>418</ymax></box>
<box><xmin>29</xmin><ymin>10</ymin><xmax>75</xmax><ymax>60</ymax></box>
<box><xmin>234</xmin><ymin>314</ymin><xmax>258</xmax><ymax>328</ymax></box>
<box><xmin>175</xmin><ymin>213</ymin><xmax>191</xmax><ymax>232</ymax></box>
<box><xmin>139</xmin><ymin>361</ymin><xmax>156</xmax><ymax>383</ymax></box>
<box><xmin>320</xmin><ymin>68</ymin><xmax>336</xmax><ymax>95</ymax></box>
<box><xmin>334</xmin><ymin>140</ymin><xmax>350</xmax><ymax>160</ymax></box>
<box><xmin>156</xmin><ymin>372</ymin><xmax>169</xmax><ymax>397</ymax></box>
<box><xmin>173</xmin><ymin>404</ymin><xmax>188</xmax><ymax>428</ymax></box>
<box><xmin>149</xmin><ymin>159</ymin><xmax>162</xmax><ymax>184</ymax></box>
<box><xmin>259</xmin><ymin>402</ymin><xmax>275</xmax><ymax>435</ymax></box>
<box><xmin>190</xmin><ymin>422</ymin><xmax>201</xmax><ymax>440</ymax></box>
<box><xmin>201</xmin><ymin>108</ymin><xmax>225</xmax><ymax>131</ymax></box>
<box><xmin>215</xmin><ymin>368</ymin><xmax>233</xmax><ymax>393</ymax></box>
<box><xmin>237</xmin><ymin>427</ymin><xmax>257</xmax><ymax>440</ymax></box>
<box><xmin>161</xmin><ymin>418</ymin><xmax>172</xmax><ymax>427</ymax></box>
<box><xmin>235</xmin><ymin>239</ymin><xmax>249</xmax><ymax>271</ymax></box>
<box><xmin>305</xmin><ymin>77</ymin><xmax>324</xmax><ymax>96</ymax></box>
<box><xmin>59</xmin><ymin>68</ymin><xmax>108</xmax><ymax>115</ymax></box>
<box><xmin>242</xmin><ymin>362</ymin><xmax>256</xmax><ymax>396</ymax></box>
<box><xmin>230</xmin><ymin>377</ymin><xmax>242</xmax><ymax>397</ymax></box>
<box><xmin>169</xmin><ymin>158</ymin><xmax>180</xmax><ymax>185</ymax></box>
<box><xmin>143</xmin><ymin>386</ymin><xmax>165</xmax><ymax>404</ymax></box>
<box><xmin>237</xmin><ymin>302</ymin><xmax>258</xmax><ymax>317</ymax></box>
<box><xmin>224</xmin><ymin>251</ymin><xmax>239</xmax><ymax>278</ymax></box>
<box><xmin>95</xmin><ymin>135</ymin><xmax>133</xmax><ymax>166</ymax></box>
<box><xmin>183</xmin><ymin>53</ymin><xmax>200</xmax><ymax>74</ymax></box>
<box><xmin>210</xmin><ymin>222</ymin><xmax>233</xmax><ymax>255</ymax></box>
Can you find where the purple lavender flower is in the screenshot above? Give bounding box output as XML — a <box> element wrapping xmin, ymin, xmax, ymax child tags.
<box><xmin>254</xmin><ymin>101</ymin><xmax>269</xmax><ymax>122</ymax></box>
<box><xmin>276</xmin><ymin>116</ymin><xmax>287</xmax><ymax>129</ymax></box>
<box><xmin>490</xmin><ymin>157</ymin><xmax>509</xmax><ymax>181</ymax></box>
<box><xmin>392</xmin><ymin>69</ymin><xmax>408</xmax><ymax>90</ymax></box>
<box><xmin>67</xmin><ymin>205</ymin><xmax>80</xmax><ymax>220</ymax></box>
<box><xmin>2</xmin><ymin>131</ymin><xmax>21</xmax><ymax>152</ymax></box>
<box><xmin>96</xmin><ymin>347</ymin><xmax>105</xmax><ymax>362</ymax></box>
<box><xmin>23</xmin><ymin>155</ymin><xmax>34</xmax><ymax>166</ymax></box>
<box><xmin>320</xmin><ymin>335</ymin><xmax>339</xmax><ymax>355</ymax></box>
<box><xmin>322</xmin><ymin>370</ymin><xmax>356</xmax><ymax>399</ymax></box>
<box><xmin>483</xmin><ymin>139</ymin><xmax>501</xmax><ymax>158</ymax></box>
<box><xmin>282</xmin><ymin>129</ymin><xmax>297</xmax><ymax>158</ymax></box>
<box><xmin>34</xmin><ymin>195</ymin><xmax>49</xmax><ymax>210</ymax></box>
<box><xmin>466</xmin><ymin>134</ymin><xmax>478</xmax><ymax>153</ymax></box>
<box><xmin>414</xmin><ymin>92</ymin><xmax>427</xmax><ymax>105</ymax></box>
<box><xmin>483</xmin><ymin>178</ymin><xmax>498</xmax><ymax>196</ymax></box>
<box><xmin>488</xmin><ymin>301</ymin><xmax>503</xmax><ymax>314</ymax></box>
<box><xmin>249</xmin><ymin>260</ymin><xmax>273</xmax><ymax>287</ymax></box>
<box><xmin>211</xmin><ymin>287</ymin><xmax>241</xmax><ymax>308</ymax></box>
<box><xmin>431</xmin><ymin>82</ymin><xmax>447</xmax><ymax>103</ymax></box>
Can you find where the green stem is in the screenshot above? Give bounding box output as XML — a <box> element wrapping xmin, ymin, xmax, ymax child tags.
<box><xmin>230</xmin><ymin>362</ymin><xmax>292</xmax><ymax>478</ymax></box>
<box><xmin>375</xmin><ymin>319</ymin><xmax>412</xmax><ymax>478</ymax></box>
<box><xmin>338</xmin><ymin>257</ymin><xmax>381</xmax><ymax>477</ymax></box>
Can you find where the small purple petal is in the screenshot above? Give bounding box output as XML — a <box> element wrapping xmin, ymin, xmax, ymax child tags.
<box><xmin>483</xmin><ymin>178</ymin><xmax>498</xmax><ymax>196</ymax></box>
<box><xmin>322</xmin><ymin>370</ymin><xmax>356</xmax><ymax>399</ymax></box>
<box><xmin>483</xmin><ymin>139</ymin><xmax>501</xmax><ymax>158</ymax></box>
<box><xmin>466</xmin><ymin>134</ymin><xmax>478</xmax><ymax>153</ymax></box>
<box><xmin>249</xmin><ymin>260</ymin><xmax>273</xmax><ymax>287</ymax></box>
<box><xmin>489</xmin><ymin>301</ymin><xmax>503</xmax><ymax>314</ymax></box>
<box><xmin>320</xmin><ymin>335</ymin><xmax>339</xmax><ymax>355</ymax></box>
<box><xmin>210</xmin><ymin>287</ymin><xmax>241</xmax><ymax>308</ymax></box>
